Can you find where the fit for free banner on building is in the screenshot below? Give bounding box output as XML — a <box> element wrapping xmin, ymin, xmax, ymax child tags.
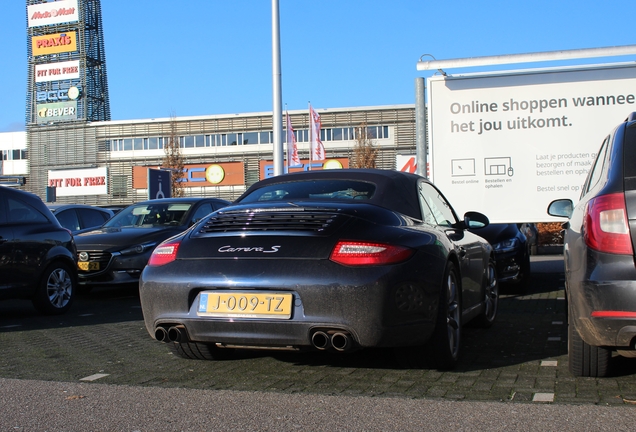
<box><xmin>48</xmin><ymin>167</ymin><xmax>107</xmax><ymax>197</ymax></box>
<box><xmin>427</xmin><ymin>64</ymin><xmax>636</xmax><ymax>223</ymax></box>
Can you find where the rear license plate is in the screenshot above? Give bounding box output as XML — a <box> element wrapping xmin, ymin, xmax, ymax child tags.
<box><xmin>197</xmin><ymin>291</ymin><xmax>292</xmax><ymax>319</ymax></box>
<box><xmin>78</xmin><ymin>262</ymin><xmax>99</xmax><ymax>271</ymax></box>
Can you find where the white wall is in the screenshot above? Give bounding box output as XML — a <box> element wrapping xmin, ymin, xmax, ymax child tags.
<box><xmin>0</xmin><ymin>131</ymin><xmax>28</xmax><ymax>175</ymax></box>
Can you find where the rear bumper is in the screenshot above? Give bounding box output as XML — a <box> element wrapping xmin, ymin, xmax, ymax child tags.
<box><xmin>155</xmin><ymin>315</ymin><xmax>434</xmax><ymax>350</ymax></box>
<box><xmin>568</xmin><ymin>250</ymin><xmax>636</xmax><ymax>348</ymax></box>
<box><xmin>140</xmin><ymin>257</ymin><xmax>444</xmax><ymax>349</ymax></box>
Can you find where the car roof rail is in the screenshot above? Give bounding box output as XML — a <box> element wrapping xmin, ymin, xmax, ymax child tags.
<box><xmin>626</xmin><ymin>112</ymin><xmax>636</xmax><ymax>122</ymax></box>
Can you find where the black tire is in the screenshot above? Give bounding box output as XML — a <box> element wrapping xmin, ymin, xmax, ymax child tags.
<box><xmin>167</xmin><ymin>341</ymin><xmax>233</xmax><ymax>360</ymax></box>
<box><xmin>31</xmin><ymin>262</ymin><xmax>76</xmax><ymax>315</ymax></box>
<box><xmin>473</xmin><ymin>257</ymin><xmax>498</xmax><ymax>328</ymax></box>
<box><xmin>568</xmin><ymin>307</ymin><xmax>611</xmax><ymax>377</ymax></box>
<box><xmin>427</xmin><ymin>261</ymin><xmax>462</xmax><ymax>370</ymax></box>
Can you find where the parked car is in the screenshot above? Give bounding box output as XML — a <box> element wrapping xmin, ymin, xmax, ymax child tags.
<box><xmin>469</xmin><ymin>223</ymin><xmax>531</xmax><ymax>288</ymax></box>
<box><xmin>98</xmin><ymin>204</ymin><xmax>128</xmax><ymax>216</ymax></box>
<box><xmin>0</xmin><ymin>186</ymin><xmax>77</xmax><ymax>314</ymax></box>
<box><xmin>139</xmin><ymin>169</ymin><xmax>498</xmax><ymax>370</ymax></box>
<box><xmin>548</xmin><ymin>112</ymin><xmax>636</xmax><ymax>377</ymax></box>
<box><xmin>519</xmin><ymin>223</ymin><xmax>539</xmax><ymax>255</ymax></box>
<box><xmin>47</xmin><ymin>203</ymin><xmax>114</xmax><ymax>234</ymax></box>
<box><xmin>74</xmin><ymin>197</ymin><xmax>230</xmax><ymax>288</ymax></box>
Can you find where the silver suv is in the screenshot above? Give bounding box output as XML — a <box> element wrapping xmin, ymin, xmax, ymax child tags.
<box><xmin>549</xmin><ymin>112</ymin><xmax>636</xmax><ymax>377</ymax></box>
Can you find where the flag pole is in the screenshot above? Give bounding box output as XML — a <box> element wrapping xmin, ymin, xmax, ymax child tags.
<box><xmin>308</xmin><ymin>102</ymin><xmax>312</xmax><ymax>171</ymax></box>
<box><xmin>284</xmin><ymin>103</ymin><xmax>288</xmax><ymax>173</ymax></box>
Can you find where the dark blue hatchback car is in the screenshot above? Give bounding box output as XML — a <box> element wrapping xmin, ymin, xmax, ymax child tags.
<box><xmin>468</xmin><ymin>223</ymin><xmax>530</xmax><ymax>288</ymax></box>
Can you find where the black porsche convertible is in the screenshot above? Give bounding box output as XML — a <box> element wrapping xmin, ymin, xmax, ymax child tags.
<box><xmin>139</xmin><ymin>169</ymin><xmax>498</xmax><ymax>369</ymax></box>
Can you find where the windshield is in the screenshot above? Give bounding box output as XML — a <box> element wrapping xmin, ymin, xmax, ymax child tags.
<box><xmin>103</xmin><ymin>203</ymin><xmax>192</xmax><ymax>228</ymax></box>
<box><xmin>238</xmin><ymin>179</ymin><xmax>376</xmax><ymax>203</ymax></box>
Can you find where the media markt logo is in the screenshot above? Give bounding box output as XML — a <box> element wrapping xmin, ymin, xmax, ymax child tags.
<box><xmin>28</xmin><ymin>0</ymin><xmax>79</xmax><ymax>27</ymax></box>
<box><xmin>31</xmin><ymin>7</ymin><xmax>76</xmax><ymax>21</ymax></box>
<box><xmin>37</xmin><ymin>101</ymin><xmax>78</xmax><ymax>124</ymax></box>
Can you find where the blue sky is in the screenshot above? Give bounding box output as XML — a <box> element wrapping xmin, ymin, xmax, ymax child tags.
<box><xmin>2</xmin><ymin>0</ymin><xmax>635</xmax><ymax>132</ymax></box>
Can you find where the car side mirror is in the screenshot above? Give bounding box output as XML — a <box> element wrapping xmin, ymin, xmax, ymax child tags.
<box><xmin>463</xmin><ymin>211</ymin><xmax>490</xmax><ymax>229</ymax></box>
<box><xmin>547</xmin><ymin>199</ymin><xmax>573</xmax><ymax>218</ymax></box>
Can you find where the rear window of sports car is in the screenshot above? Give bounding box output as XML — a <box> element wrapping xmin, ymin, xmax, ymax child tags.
<box><xmin>239</xmin><ymin>180</ymin><xmax>377</xmax><ymax>203</ymax></box>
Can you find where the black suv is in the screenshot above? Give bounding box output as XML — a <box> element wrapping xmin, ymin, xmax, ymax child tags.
<box><xmin>549</xmin><ymin>112</ymin><xmax>636</xmax><ymax>377</ymax></box>
<box><xmin>0</xmin><ymin>187</ymin><xmax>78</xmax><ymax>314</ymax></box>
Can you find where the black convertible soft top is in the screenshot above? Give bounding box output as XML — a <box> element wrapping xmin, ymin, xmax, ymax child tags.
<box><xmin>236</xmin><ymin>168</ymin><xmax>425</xmax><ymax>220</ymax></box>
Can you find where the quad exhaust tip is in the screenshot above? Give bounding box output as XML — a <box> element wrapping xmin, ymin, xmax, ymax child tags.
<box><xmin>154</xmin><ymin>326</ymin><xmax>168</xmax><ymax>342</ymax></box>
<box><xmin>154</xmin><ymin>325</ymin><xmax>187</xmax><ymax>343</ymax></box>
<box><xmin>156</xmin><ymin>325</ymin><xmax>353</xmax><ymax>352</ymax></box>
<box><xmin>311</xmin><ymin>331</ymin><xmax>330</xmax><ymax>350</ymax></box>
<box><xmin>331</xmin><ymin>332</ymin><xmax>351</xmax><ymax>352</ymax></box>
<box><xmin>311</xmin><ymin>330</ymin><xmax>353</xmax><ymax>352</ymax></box>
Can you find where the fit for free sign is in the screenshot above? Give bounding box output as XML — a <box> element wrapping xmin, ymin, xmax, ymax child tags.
<box><xmin>427</xmin><ymin>64</ymin><xmax>636</xmax><ymax>223</ymax></box>
<box><xmin>48</xmin><ymin>167</ymin><xmax>108</xmax><ymax>197</ymax></box>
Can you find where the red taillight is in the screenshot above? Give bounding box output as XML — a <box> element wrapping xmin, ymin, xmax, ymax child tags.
<box><xmin>584</xmin><ymin>193</ymin><xmax>633</xmax><ymax>255</ymax></box>
<box><xmin>329</xmin><ymin>241</ymin><xmax>414</xmax><ymax>266</ymax></box>
<box><xmin>148</xmin><ymin>241</ymin><xmax>180</xmax><ymax>266</ymax></box>
<box><xmin>591</xmin><ymin>311</ymin><xmax>636</xmax><ymax>318</ymax></box>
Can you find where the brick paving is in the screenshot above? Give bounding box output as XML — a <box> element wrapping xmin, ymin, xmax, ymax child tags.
<box><xmin>1</xmin><ymin>255</ymin><xmax>636</xmax><ymax>404</ymax></box>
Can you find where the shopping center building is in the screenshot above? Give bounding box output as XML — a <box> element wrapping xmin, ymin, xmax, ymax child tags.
<box><xmin>29</xmin><ymin>105</ymin><xmax>418</xmax><ymax>204</ymax></box>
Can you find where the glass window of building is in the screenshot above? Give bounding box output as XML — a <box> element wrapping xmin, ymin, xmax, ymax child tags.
<box><xmin>195</xmin><ymin>135</ymin><xmax>205</xmax><ymax>147</ymax></box>
<box><xmin>296</xmin><ymin>129</ymin><xmax>308</xmax><ymax>142</ymax></box>
<box><xmin>243</xmin><ymin>132</ymin><xmax>258</xmax><ymax>145</ymax></box>
<box><xmin>183</xmin><ymin>136</ymin><xmax>195</xmax><ymax>148</ymax></box>
<box><xmin>259</xmin><ymin>131</ymin><xmax>271</xmax><ymax>144</ymax></box>
<box><xmin>323</xmin><ymin>129</ymin><xmax>332</xmax><ymax>141</ymax></box>
<box><xmin>147</xmin><ymin>137</ymin><xmax>159</xmax><ymax>149</ymax></box>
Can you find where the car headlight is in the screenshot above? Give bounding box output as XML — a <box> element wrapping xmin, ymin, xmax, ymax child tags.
<box><xmin>492</xmin><ymin>238</ymin><xmax>518</xmax><ymax>253</ymax></box>
<box><xmin>119</xmin><ymin>242</ymin><xmax>157</xmax><ymax>255</ymax></box>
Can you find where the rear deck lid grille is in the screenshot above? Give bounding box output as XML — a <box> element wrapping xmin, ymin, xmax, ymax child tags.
<box><xmin>198</xmin><ymin>208</ymin><xmax>344</xmax><ymax>234</ymax></box>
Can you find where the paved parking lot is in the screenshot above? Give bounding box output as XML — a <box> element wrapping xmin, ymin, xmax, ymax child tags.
<box><xmin>1</xmin><ymin>255</ymin><xmax>636</xmax><ymax>405</ymax></box>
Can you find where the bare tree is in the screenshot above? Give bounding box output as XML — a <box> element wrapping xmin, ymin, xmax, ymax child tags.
<box><xmin>352</xmin><ymin>122</ymin><xmax>378</xmax><ymax>168</ymax></box>
<box><xmin>162</xmin><ymin>113</ymin><xmax>185</xmax><ymax>197</ymax></box>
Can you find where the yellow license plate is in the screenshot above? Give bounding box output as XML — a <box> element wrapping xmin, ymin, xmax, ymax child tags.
<box><xmin>197</xmin><ymin>291</ymin><xmax>292</xmax><ymax>319</ymax></box>
<box><xmin>78</xmin><ymin>262</ymin><xmax>99</xmax><ymax>271</ymax></box>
